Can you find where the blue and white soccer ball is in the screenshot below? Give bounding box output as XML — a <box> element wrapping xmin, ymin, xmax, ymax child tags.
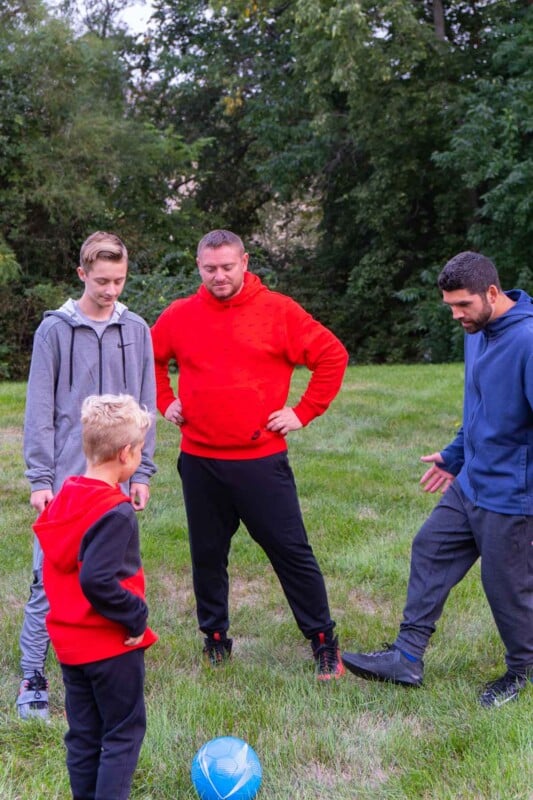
<box><xmin>191</xmin><ymin>736</ymin><xmax>262</xmax><ymax>800</ymax></box>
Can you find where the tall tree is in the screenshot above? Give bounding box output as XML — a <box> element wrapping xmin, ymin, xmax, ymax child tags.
<box><xmin>136</xmin><ymin>0</ymin><xmax>318</xmax><ymax>239</ymax></box>
<box><xmin>434</xmin><ymin>6</ymin><xmax>533</xmax><ymax>285</ymax></box>
<box><xmin>288</xmin><ymin>0</ymin><xmax>523</xmax><ymax>360</ymax></box>
<box><xmin>0</xmin><ymin>0</ymin><xmax>203</xmax><ymax>280</ymax></box>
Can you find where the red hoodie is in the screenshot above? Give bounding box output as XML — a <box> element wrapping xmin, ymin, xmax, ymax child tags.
<box><xmin>33</xmin><ymin>476</ymin><xmax>157</xmax><ymax>665</ymax></box>
<box><xmin>151</xmin><ymin>272</ymin><xmax>348</xmax><ymax>459</ymax></box>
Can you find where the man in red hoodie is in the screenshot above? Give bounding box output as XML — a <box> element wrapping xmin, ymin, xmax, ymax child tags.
<box><xmin>151</xmin><ymin>229</ymin><xmax>348</xmax><ymax>679</ymax></box>
<box><xmin>34</xmin><ymin>394</ymin><xmax>157</xmax><ymax>800</ymax></box>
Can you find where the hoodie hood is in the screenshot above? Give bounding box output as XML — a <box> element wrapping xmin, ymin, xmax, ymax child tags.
<box><xmin>34</xmin><ymin>476</ymin><xmax>128</xmax><ymax>573</ymax></box>
<box><xmin>44</xmin><ymin>298</ymin><xmax>128</xmax><ymax>328</ymax></box>
<box><xmin>197</xmin><ymin>271</ymin><xmax>266</xmax><ymax>309</ymax></box>
<box><xmin>43</xmin><ymin>300</ymin><xmax>130</xmax><ymax>391</ymax></box>
<box><xmin>484</xmin><ymin>289</ymin><xmax>533</xmax><ymax>337</ymax></box>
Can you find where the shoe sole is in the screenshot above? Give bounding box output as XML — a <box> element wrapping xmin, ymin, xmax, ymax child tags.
<box><xmin>480</xmin><ymin>694</ymin><xmax>519</xmax><ymax>708</ymax></box>
<box><xmin>316</xmin><ymin>664</ymin><xmax>346</xmax><ymax>681</ymax></box>
<box><xmin>479</xmin><ymin>689</ymin><xmax>522</xmax><ymax>708</ymax></box>
<box><xmin>341</xmin><ymin>656</ymin><xmax>422</xmax><ymax>688</ymax></box>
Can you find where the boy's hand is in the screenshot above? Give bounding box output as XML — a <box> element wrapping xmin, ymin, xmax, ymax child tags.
<box><xmin>30</xmin><ymin>488</ymin><xmax>54</xmax><ymax>514</ymax></box>
<box><xmin>124</xmin><ymin>633</ymin><xmax>145</xmax><ymax>646</ymax></box>
<box><xmin>130</xmin><ymin>482</ymin><xmax>149</xmax><ymax>511</ymax></box>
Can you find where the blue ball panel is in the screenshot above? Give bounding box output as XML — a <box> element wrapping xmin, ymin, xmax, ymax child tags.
<box><xmin>191</xmin><ymin>736</ymin><xmax>262</xmax><ymax>800</ymax></box>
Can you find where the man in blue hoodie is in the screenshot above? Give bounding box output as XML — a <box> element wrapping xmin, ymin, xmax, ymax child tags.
<box><xmin>342</xmin><ymin>251</ymin><xmax>533</xmax><ymax>708</ymax></box>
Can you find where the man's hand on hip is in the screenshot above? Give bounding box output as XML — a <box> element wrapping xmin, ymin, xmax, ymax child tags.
<box><xmin>266</xmin><ymin>407</ymin><xmax>303</xmax><ymax>436</ymax></box>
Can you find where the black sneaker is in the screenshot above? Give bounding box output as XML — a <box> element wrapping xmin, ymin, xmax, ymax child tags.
<box><xmin>16</xmin><ymin>670</ymin><xmax>50</xmax><ymax>721</ymax></box>
<box><xmin>479</xmin><ymin>670</ymin><xmax>530</xmax><ymax>708</ymax></box>
<box><xmin>203</xmin><ymin>632</ymin><xmax>233</xmax><ymax>666</ymax></box>
<box><xmin>311</xmin><ymin>632</ymin><xmax>345</xmax><ymax>681</ymax></box>
<box><xmin>342</xmin><ymin>644</ymin><xmax>423</xmax><ymax>687</ymax></box>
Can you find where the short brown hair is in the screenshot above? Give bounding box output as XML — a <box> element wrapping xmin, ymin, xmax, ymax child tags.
<box><xmin>79</xmin><ymin>231</ymin><xmax>128</xmax><ymax>272</ymax></box>
<box><xmin>438</xmin><ymin>251</ymin><xmax>501</xmax><ymax>295</ymax></box>
<box><xmin>81</xmin><ymin>394</ymin><xmax>151</xmax><ymax>465</ymax></box>
<box><xmin>197</xmin><ymin>229</ymin><xmax>244</xmax><ymax>258</ymax></box>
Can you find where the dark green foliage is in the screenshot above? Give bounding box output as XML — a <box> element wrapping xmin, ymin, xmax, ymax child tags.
<box><xmin>0</xmin><ymin>0</ymin><xmax>531</xmax><ymax>377</ymax></box>
<box><xmin>0</xmin><ymin>279</ymin><xmax>76</xmax><ymax>380</ymax></box>
<box><xmin>122</xmin><ymin>253</ymin><xmax>201</xmax><ymax>326</ymax></box>
<box><xmin>0</xmin><ymin>0</ymin><xmax>204</xmax><ymax>281</ymax></box>
<box><xmin>433</xmin><ymin>8</ymin><xmax>533</xmax><ymax>285</ymax></box>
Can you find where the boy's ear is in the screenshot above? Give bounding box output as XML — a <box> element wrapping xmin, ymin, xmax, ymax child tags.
<box><xmin>118</xmin><ymin>443</ymin><xmax>132</xmax><ymax>463</ymax></box>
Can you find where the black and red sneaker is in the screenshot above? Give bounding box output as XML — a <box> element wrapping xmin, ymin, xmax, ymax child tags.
<box><xmin>203</xmin><ymin>632</ymin><xmax>233</xmax><ymax>666</ymax></box>
<box><xmin>312</xmin><ymin>632</ymin><xmax>345</xmax><ymax>681</ymax></box>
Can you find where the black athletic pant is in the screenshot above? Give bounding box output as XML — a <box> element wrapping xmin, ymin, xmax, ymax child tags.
<box><xmin>178</xmin><ymin>451</ymin><xmax>335</xmax><ymax>639</ymax></box>
<box><xmin>395</xmin><ymin>482</ymin><xmax>533</xmax><ymax>674</ymax></box>
<box><xmin>61</xmin><ymin>648</ymin><xmax>146</xmax><ymax>800</ymax></box>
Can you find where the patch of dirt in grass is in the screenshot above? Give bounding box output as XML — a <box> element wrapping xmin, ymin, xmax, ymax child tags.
<box><xmin>154</xmin><ymin>572</ymin><xmax>273</xmax><ymax>613</ymax></box>
<box><xmin>0</xmin><ymin>426</ymin><xmax>22</xmax><ymax>440</ymax></box>
<box><xmin>0</xmin><ymin>593</ymin><xmax>26</xmax><ymax>612</ymax></box>
<box><xmin>230</xmin><ymin>576</ymin><xmax>274</xmax><ymax>606</ymax></box>
<box><xmin>156</xmin><ymin>571</ymin><xmax>195</xmax><ymax>608</ymax></box>
<box><xmin>306</xmin><ymin>751</ymin><xmax>390</xmax><ymax>790</ymax></box>
<box><xmin>347</xmin><ymin>588</ymin><xmax>392</xmax><ymax>616</ymax></box>
<box><xmin>356</xmin><ymin>505</ymin><xmax>379</xmax><ymax>520</ymax></box>
<box><xmin>0</xmin><ymin>427</ymin><xmax>23</xmax><ymax>458</ymax></box>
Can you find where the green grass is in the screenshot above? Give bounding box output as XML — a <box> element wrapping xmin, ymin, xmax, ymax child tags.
<box><xmin>1</xmin><ymin>365</ymin><xmax>532</xmax><ymax>799</ymax></box>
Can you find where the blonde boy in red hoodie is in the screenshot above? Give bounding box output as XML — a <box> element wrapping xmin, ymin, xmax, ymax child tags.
<box><xmin>34</xmin><ymin>394</ymin><xmax>157</xmax><ymax>800</ymax></box>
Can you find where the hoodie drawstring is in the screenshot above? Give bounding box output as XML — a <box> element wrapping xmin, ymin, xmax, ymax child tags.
<box><xmin>69</xmin><ymin>324</ymin><xmax>127</xmax><ymax>392</ymax></box>
<box><xmin>69</xmin><ymin>328</ymin><xmax>76</xmax><ymax>390</ymax></box>
<box><xmin>118</xmin><ymin>326</ymin><xmax>127</xmax><ymax>389</ymax></box>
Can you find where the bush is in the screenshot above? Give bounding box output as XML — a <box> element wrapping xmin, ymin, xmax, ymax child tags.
<box><xmin>0</xmin><ymin>280</ymin><xmax>75</xmax><ymax>380</ymax></box>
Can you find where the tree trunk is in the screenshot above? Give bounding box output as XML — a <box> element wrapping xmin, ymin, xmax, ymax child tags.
<box><xmin>432</xmin><ymin>0</ymin><xmax>446</xmax><ymax>41</ymax></box>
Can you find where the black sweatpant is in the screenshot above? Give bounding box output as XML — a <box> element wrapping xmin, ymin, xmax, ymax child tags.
<box><xmin>61</xmin><ymin>648</ymin><xmax>146</xmax><ymax>800</ymax></box>
<box><xmin>395</xmin><ymin>482</ymin><xmax>533</xmax><ymax>673</ymax></box>
<box><xmin>178</xmin><ymin>451</ymin><xmax>335</xmax><ymax>639</ymax></box>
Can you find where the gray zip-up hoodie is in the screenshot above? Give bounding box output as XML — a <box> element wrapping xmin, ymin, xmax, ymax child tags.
<box><xmin>24</xmin><ymin>299</ymin><xmax>157</xmax><ymax>492</ymax></box>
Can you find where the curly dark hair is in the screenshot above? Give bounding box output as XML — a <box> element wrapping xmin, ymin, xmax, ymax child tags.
<box><xmin>438</xmin><ymin>251</ymin><xmax>501</xmax><ymax>294</ymax></box>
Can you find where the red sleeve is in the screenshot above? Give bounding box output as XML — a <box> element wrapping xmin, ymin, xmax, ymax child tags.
<box><xmin>283</xmin><ymin>298</ymin><xmax>348</xmax><ymax>425</ymax></box>
<box><xmin>151</xmin><ymin>304</ymin><xmax>179</xmax><ymax>416</ymax></box>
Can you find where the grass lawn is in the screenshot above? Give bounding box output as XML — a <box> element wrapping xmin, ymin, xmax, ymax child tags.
<box><xmin>0</xmin><ymin>365</ymin><xmax>531</xmax><ymax>799</ymax></box>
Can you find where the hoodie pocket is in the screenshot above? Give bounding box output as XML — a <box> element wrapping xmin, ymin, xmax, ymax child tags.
<box><xmin>183</xmin><ymin>386</ymin><xmax>268</xmax><ymax>449</ymax></box>
<box><xmin>469</xmin><ymin>442</ymin><xmax>529</xmax><ymax>511</ymax></box>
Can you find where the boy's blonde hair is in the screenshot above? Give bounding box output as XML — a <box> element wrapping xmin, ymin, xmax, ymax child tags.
<box><xmin>79</xmin><ymin>231</ymin><xmax>128</xmax><ymax>273</ymax></box>
<box><xmin>81</xmin><ymin>394</ymin><xmax>152</xmax><ymax>465</ymax></box>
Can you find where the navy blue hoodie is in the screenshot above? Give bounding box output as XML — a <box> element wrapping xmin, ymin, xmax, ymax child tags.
<box><xmin>441</xmin><ymin>290</ymin><xmax>533</xmax><ymax>515</ymax></box>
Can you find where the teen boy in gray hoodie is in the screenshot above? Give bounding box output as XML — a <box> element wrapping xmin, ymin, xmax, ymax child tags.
<box><xmin>17</xmin><ymin>231</ymin><xmax>157</xmax><ymax>720</ymax></box>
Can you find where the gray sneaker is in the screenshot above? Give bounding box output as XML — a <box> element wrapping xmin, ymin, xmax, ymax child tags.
<box><xmin>342</xmin><ymin>644</ymin><xmax>423</xmax><ymax>687</ymax></box>
<box><xmin>16</xmin><ymin>671</ymin><xmax>50</xmax><ymax>721</ymax></box>
<box><xmin>479</xmin><ymin>670</ymin><xmax>531</xmax><ymax>708</ymax></box>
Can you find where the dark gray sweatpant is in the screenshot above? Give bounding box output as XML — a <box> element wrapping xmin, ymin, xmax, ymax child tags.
<box><xmin>395</xmin><ymin>482</ymin><xmax>533</xmax><ymax>674</ymax></box>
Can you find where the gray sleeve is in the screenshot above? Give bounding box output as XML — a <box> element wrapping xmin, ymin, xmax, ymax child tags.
<box><xmin>23</xmin><ymin>328</ymin><xmax>57</xmax><ymax>491</ymax></box>
<box><xmin>132</xmin><ymin>324</ymin><xmax>157</xmax><ymax>484</ymax></box>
